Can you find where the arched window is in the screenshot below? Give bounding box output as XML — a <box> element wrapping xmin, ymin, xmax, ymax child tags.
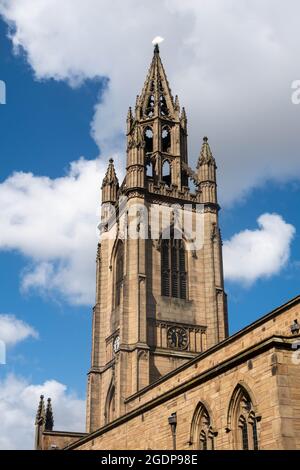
<box><xmin>162</xmin><ymin>160</ymin><xmax>171</xmax><ymax>186</ymax></box>
<box><xmin>161</xmin><ymin>231</ymin><xmax>187</xmax><ymax>299</ymax></box>
<box><xmin>115</xmin><ymin>241</ymin><xmax>124</xmax><ymax>307</ymax></box>
<box><xmin>144</xmin><ymin>126</ymin><xmax>153</xmax><ymax>153</ymax></box>
<box><xmin>190</xmin><ymin>402</ymin><xmax>216</xmax><ymax>450</ymax></box>
<box><xmin>162</xmin><ymin>126</ymin><xmax>171</xmax><ymax>153</ymax></box>
<box><xmin>228</xmin><ymin>384</ymin><xmax>259</xmax><ymax>450</ymax></box>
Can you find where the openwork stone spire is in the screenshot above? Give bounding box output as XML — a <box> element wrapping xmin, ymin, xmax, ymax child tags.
<box><xmin>136</xmin><ymin>44</ymin><xmax>177</xmax><ymax>120</ymax></box>
<box><xmin>126</xmin><ymin>45</ymin><xmax>190</xmax><ymax>192</ymax></box>
<box><xmin>45</xmin><ymin>398</ymin><xmax>54</xmax><ymax>431</ymax></box>
<box><xmin>35</xmin><ymin>395</ymin><xmax>45</xmax><ymax>426</ymax></box>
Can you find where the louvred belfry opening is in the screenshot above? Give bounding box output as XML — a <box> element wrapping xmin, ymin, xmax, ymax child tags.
<box><xmin>161</xmin><ymin>235</ymin><xmax>187</xmax><ymax>300</ymax></box>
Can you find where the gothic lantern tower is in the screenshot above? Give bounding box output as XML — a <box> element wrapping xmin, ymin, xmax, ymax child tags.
<box><xmin>86</xmin><ymin>45</ymin><xmax>228</xmax><ymax>433</ymax></box>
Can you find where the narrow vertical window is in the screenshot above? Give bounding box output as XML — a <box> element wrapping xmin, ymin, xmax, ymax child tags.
<box><xmin>145</xmin><ymin>95</ymin><xmax>154</xmax><ymax>117</ymax></box>
<box><xmin>162</xmin><ymin>160</ymin><xmax>171</xmax><ymax>186</ymax></box>
<box><xmin>161</xmin><ymin>235</ymin><xmax>187</xmax><ymax>300</ymax></box>
<box><xmin>171</xmin><ymin>243</ymin><xmax>178</xmax><ymax>297</ymax></box>
<box><xmin>241</xmin><ymin>419</ymin><xmax>249</xmax><ymax>450</ymax></box>
<box><xmin>162</xmin><ymin>126</ymin><xmax>171</xmax><ymax>153</ymax></box>
<box><xmin>160</xmin><ymin>95</ymin><xmax>168</xmax><ymax>116</ymax></box>
<box><xmin>115</xmin><ymin>242</ymin><xmax>124</xmax><ymax>307</ymax></box>
<box><xmin>161</xmin><ymin>239</ymin><xmax>170</xmax><ymax>297</ymax></box>
<box><xmin>144</xmin><ymin>126</ymin><xmax>153</xmax><ymax>153</ymax></box>
<box><xmin>252</xmin><ymin>420</ymin><xmax>259</xmax><ymax>450</ymax></box>
<box><xmin>179</xmin><ymin>244</ymin><xmax>187</xmax><ymax>299</ymax></box>
<box><xmin>199</xmin><ymin>430</ymin><xmax>207</xmax><ymax>450</ymax></box>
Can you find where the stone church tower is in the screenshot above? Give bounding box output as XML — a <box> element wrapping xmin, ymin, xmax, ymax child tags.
<box><xmin>86</xmin><ymin>45</ymin><xmax>228</xmax><ymax>433</ymax></box>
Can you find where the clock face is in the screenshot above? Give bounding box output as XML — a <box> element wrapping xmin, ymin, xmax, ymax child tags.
<box><xmin>113</xmin><ymin>335</ymin><xmax>120</xmax><ymax>353</ymax></box>
<box><xmin>167</xmin><ymin>327</ymin><xmax>188</xmax><ymax>350</ymax></box>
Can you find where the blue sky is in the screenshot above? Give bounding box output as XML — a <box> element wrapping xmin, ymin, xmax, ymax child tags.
<box><xmin>0</xmin><ymin>1</ymin><xmax>299</xmax><ymax>449</ymax></box>
<box><xmin>0</xmin><ymin>18</ymin><xmax>100</xmax><ymax>392</ymax></box>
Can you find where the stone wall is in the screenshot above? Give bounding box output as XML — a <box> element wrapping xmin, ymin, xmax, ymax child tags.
<box><xmin>62</xmin><ymin>296</ymin><xmax>300</xmax><ymax>450</ymax></box>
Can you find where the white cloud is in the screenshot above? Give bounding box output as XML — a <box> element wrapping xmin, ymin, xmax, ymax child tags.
<box><xmin>0</xmin><ymin>162</ymin><xmax>295</xmax><ymax>304</ymax></box>
<box><xmin>1</xmin><ymin>0</ymin><xmax>300</xmax><ymax>203</ymax></box>
<box><xmin>0</xmin><ymin>374</ymin><xmax>85</xmax><ymax>450</ymax></box>
<box><xmin>0</xmin><ymin>157</ymin><xmax>118</xmax><ymax>305</ymax></box>
<box><xmin>223</xmin><ymin>213</ymin><xmax>295</xmax><ymax>285</ymax></box>
<box><xmin>0</xmin><ymin>314</ymin><xmax>38</xmax><ymax>346</ymax></box>
<box><xmin>0</xmin><ymin>2</ymin><xmax>299</xmax><ymax>303</ymax></box>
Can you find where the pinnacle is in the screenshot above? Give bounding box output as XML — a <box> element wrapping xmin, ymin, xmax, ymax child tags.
<box><xmin>35</xmin><ymin>394</ymin><xmax>45</xmax><ymax>425</ymax></box>
<box><xmin>45</xmin><ymin>398</ymin><xmax>54</xmax><ymax>431</ymax></box>
<box><xmin>197</xmin><ymin>136</ymin><xmax>216</xmax><ymax>168</ymax></box>
<box><xmin>102</xmin><ymin>158</ymin><xmax>119</xmax><ymax>188</ymax></box>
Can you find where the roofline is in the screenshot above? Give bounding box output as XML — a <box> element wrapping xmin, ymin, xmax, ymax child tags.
<box><xmin>43</xmin><ymin>430</ymin><xmax>88</xmax><ymax>437</ymax></box>
<box><xmin>124</xmin><ymin>293</ymin><xmax>300</xmax><ymax>402</ymax></box>
<box><xmin>65</xmin><ymin>333</ymin><xmax>298</xmax><ymax>449</ymax></box>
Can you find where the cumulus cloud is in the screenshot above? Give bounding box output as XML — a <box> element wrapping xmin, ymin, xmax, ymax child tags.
<box><xmin>0</xmin><ymin>374</ymin><xmax>85</xmax><ymax>450</ymax></box>
<box><xmin>0</xmin><ymin>157</ymin><xmax>118</xmax><ymax>305</ymax></box>
<box><xmin>1</xmin><ymin>0</ymin><xmax>300</xmax><ymax>203</ymax></box>
<box><xmin>223</xmin><ymin>213</ymin><xmax>295</xmax><ymax>285</ymax></box>
<box><xmin>0</xmin><ymin>163</ymin><xmax>295</xmax><ymax>303</ymax></box>
<box><xmin>0</xmin><ymin>2</ymin><xmax>299</xmax><ymax>303</ymax></box>
<box><xmin>0</xmin><ymin>314</ymin><xmax>38</xmax><ymax>346</ymax></box>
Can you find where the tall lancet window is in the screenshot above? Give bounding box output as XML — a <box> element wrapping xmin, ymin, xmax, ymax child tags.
<box><xmin>161</xmin><ymin>231</ymin><xmax>187</xmax><ymax>299</ymax></box>
<box><xmin>228</xmin><ymin>385</ymin><xmax>260</xmax><ymax>450</ymax></box>
<box><xmin>190</xmin><ymin>402</ymin><xmax>216</xmax><ymax>450</ymax></box>
<box><xmin>115</xmin><ymin>241</ymin><xmax>124</xmax><ymax>307</ymax></box>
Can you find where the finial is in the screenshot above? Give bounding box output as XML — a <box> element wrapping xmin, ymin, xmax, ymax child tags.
<box><xmin>127</xmin><ymin>106</ymin><xmax>132</xmax><ymax>118</ymax></box>
<box><xmin>135</xmin><ymin>95</ymin><xmax>140</xmax><ymax>114</ymax></box>
<box><xmin>154</xmin><ymin>44</ymin><xmax>159</xmax><ymax>54</ymax></box>
<box><xmin>203</xmin><ymin>136</ymin><xmax>208</xmax><ymax>142</ymax></box>
<box><xmin>109</xmin><ymin>158</ymin><xmax>114</xmax><ymax>164</ymax></box>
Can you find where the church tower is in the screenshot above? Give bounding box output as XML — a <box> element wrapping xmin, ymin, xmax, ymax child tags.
<box><xmin>86</xmin><ymin>45</ymin><xmax>228</xmax><ymax>433</ymax></box>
